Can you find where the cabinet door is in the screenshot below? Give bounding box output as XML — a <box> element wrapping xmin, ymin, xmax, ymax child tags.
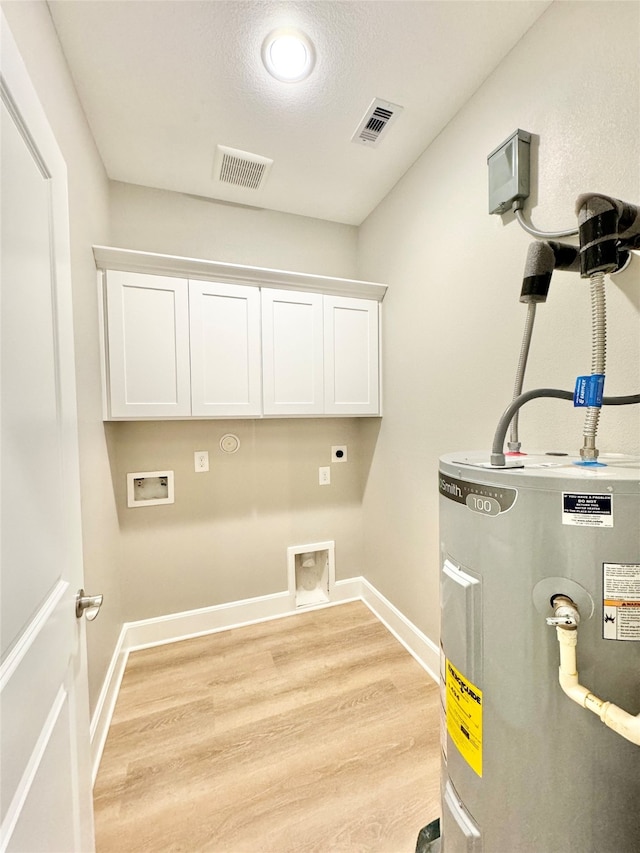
<box><xmin>324</xmin><ymin>296</ymin><xmax>380</xmax><ymax>415</ymax></box>
<box><xmin>189</xmin><ymin>281</ymin><xmax>261</xmax><ymax>416</ymax></box>
<box><xmin>262</xmin><ymin>289</ymin><xmax>324</xmax><ymax>415</ymax></box>
<box><xmin>105</xmin><ymin>271</ymin><xmax>191</xmax><ymax>418</ymax></box>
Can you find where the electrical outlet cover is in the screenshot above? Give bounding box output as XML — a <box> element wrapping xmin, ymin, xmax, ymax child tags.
<box><xmin>331</xmin><ymin>445</ymin><xmax>348</xmax><ymax>462</ymax></box>
<box><xmin>319</xmin><ymin>466</ymin><xmax>331</xmax><ymax>485</ymax></box>
<box><xmin>194</xmin><ymin>451</ymin><xmax>209</xmax><ymax>472</ymax></box>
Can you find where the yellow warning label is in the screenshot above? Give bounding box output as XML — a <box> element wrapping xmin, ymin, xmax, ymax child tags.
<box><xmin>446</xmin><ymin>659</ymin><xmax>483</xmax><ymax>777</ymax></box>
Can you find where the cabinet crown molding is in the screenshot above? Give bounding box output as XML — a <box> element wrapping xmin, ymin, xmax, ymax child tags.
<box><xmin>93</xmin><ymin>246</ymin><xmax>387</xmax><ymax>302</ymax></box>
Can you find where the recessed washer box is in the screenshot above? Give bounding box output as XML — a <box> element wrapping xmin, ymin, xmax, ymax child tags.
<box><xmin>127</xmin><ymin>471</ymin><xmax>174</xmax><ymax>507</ymax></box>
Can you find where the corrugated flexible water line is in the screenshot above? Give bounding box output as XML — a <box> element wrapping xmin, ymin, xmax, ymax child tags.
<box><xmin>508</xmin><ymin>302</ymin><xmax>537</xmax><ymax>451</ymax></box>
<box><xmin>582</xmin><ymin>271</ymin><xmax>606</xmax><ymax>451</ymax></box>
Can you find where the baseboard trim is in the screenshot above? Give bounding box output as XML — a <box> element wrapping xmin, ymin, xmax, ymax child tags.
<box><xmin>89</xmin><ymin>576</ymin><xmax>437</xmax><ymax>785</ymax></box>
<box><xmin>358</xmin><ymin>578</ymin><xmax>439</xmax><ymax>682</ymax></box>
<box><xmin>89</xmin><ymin>625</ymin><xmax>128</xmax><ymax>786</ymax></box>
<box><xmin>125</xmin><ymin>590</ymin><xmax>293</xmax><ymax>651</ymax></box>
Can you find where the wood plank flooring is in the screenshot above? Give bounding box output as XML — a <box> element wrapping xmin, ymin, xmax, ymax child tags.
<box><xmin>93</xmin><ymin>601</ymin><xmax>441</xmax><ymax>852</ymax></box>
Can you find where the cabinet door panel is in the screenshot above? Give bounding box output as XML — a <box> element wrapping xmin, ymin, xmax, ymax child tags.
<box><xmin>189</xmin><ymin>281</ymin><xmax>261</xmax><ymax>416</ymax></box>
<box><xmin>106</xmin><ymin>271</ymin><xmax>190</xmax><ymax>417</ymax></box>
<box><xmin>324</xmin><ymin>296</ymin><xmax>379</xmax><ymax>415</ymax></box>
<box><xmin>262</xmin><ymin>289</ymin><xmax>324</xmax><ymax>415</ymax></box>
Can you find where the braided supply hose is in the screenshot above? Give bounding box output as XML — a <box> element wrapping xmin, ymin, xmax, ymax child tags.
<box><xmin>580</xmin><ymin>271</ymin><xmax>606</xmax><ymax>462</ymax></box>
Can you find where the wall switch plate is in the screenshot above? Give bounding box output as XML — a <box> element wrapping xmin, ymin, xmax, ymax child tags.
<box><xmin>194</xmin><ymin>451</ymin><xmax>209</xmax><ymax>472</ymax></box>
<box><xmin>331</xmin><ymin>445</ymin><xmax>348</xmax><ymax>462</ymax></box>
<box><xmin>319</xmin><ymin>466</ymin><xmax>331</xmax><ymax>486</ymax></box>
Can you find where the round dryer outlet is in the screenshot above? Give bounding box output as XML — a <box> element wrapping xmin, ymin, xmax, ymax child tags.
<box><xmin>220</xmin><ymin>433</ymin><xmax>240</xmax><ymax>454</ymax></box>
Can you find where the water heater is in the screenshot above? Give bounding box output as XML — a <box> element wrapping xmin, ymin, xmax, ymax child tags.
<box><xmin>437</xmin><ymin>452</ymin><xmax>639</xmax><ymax>852</ymax></box>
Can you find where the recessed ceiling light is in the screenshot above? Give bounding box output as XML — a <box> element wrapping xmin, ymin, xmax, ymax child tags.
<box><xmin>261</xmin><ymin>28</ymin><xmax>315</xmax><ymax>83</ymax></box>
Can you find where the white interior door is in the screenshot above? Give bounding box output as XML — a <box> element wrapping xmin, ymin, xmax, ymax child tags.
<box><xmin>0</xmin><ymin>13</ymin><xmax>94</xmax><ymax>853</ymax></box>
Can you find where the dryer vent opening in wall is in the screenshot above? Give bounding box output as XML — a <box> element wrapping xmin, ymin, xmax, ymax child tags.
<box><xmin>351</xmin><ymin>98</ymin><xmax>403</xmax><ymax>147</ymax></box>
<box><xmin>213</xmin><ymin>145</ymin><xmax>273</xmax><ymax>190</ymax></box>
<box><xmin>288</xmin><ymin>541</ymin><xmax>335</xmax><ymax>608</ymax></box>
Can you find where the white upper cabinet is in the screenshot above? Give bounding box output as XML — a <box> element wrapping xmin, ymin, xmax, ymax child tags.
<box><xmin>105</xmin><ymin>270</ymin><xmax>191</xmax><ymax>418</ymax></box>
<box><xmin>96</xmin><ymin>247</ymin><xmax>386</xmax><ymax>420</ymax></box>
<box><xmin>189</xmin><ymin>281</ymin><xmax>261</xmax><ymax>416</ymax></box>
<box><xmin>262</xmin><ymin>290</ymin><xmax>380</xmax><ymax>416</ymax></box>
<box><xmin>262</xmin><ymin>289</ymin><xmax>324</xmax><ymax>415</ymax></box>
<box><xmin>324</xmin><ymin>296</ymin><xmax>379</xmax><ymax>415</ymax></box>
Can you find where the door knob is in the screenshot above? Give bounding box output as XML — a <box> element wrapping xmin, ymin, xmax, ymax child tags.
<box><xmin>76</xmin><ymin>589</ymin><xmax>103</xmax><ymax>621</ymax></box>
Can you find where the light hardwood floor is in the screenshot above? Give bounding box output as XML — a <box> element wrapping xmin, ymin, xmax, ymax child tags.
<box><xmin>94</xmin><ymin>601</ymin><xmax>441</xmax><ymax>852</ymax></box>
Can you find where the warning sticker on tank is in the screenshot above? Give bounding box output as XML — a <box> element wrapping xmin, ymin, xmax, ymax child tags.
<box><xmin>445</xmin><ymin>659</ymin><xmax>482</xmax><ymax>777</ymax></box>
<box><xmin>562</xmin><ymin>492</ymin><xmax>613</xmax><ymax>527</ymax></box>
<box><xmin>603</xmin><ymin>563</ymin><xmax>640</xmax><ymax>641</ymax></box>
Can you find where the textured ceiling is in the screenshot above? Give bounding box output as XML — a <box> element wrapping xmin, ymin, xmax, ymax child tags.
<box><xmin>47</xmin><ymin>0</ymin><xmax>551</xmax><ymax>225</ymax></box>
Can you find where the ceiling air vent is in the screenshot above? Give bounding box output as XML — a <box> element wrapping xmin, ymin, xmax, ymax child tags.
<box><xmin>213</xmin><ymin>145</ymin><xmax>273</xmax><ymax>190</ymax></box>
<box><xmin>352</xmin><ymin>98</ymin><xmax>403</xmax><ymax>147</ymax></box>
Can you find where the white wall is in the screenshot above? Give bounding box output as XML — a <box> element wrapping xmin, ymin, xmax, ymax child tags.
<box><xmin>106</xmin><ymin>417</ymin><xmax>376</xmax><ymax>621</ymax></box>
<box><xmin>1</xmin><ymin>0</ymin><xmax>124</xmax><ymax>713</ymax></box>
<box><xmin>357</xmin><ymin>0</ymin><xmax>640</xmax><ymax>643</ymax></box>
<box><xmin>106</xmin><ymin>181</ymin><xmax>367</xmax><ymax>623</ymax></box>
<box><xmin>109</xmin><ymin>181</ymin><xmax>359</xmax><ymax>279</ymax></box>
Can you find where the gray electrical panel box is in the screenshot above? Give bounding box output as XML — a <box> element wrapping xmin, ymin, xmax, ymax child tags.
<box><xmin>487</xmin><ymin>129</ymin><xmax>531</xmax><ymax>215</ymax></box>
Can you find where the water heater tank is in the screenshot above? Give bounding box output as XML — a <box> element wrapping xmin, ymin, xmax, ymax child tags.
<box><xmin>438</xmin><ymin>452</ymin><xmax>639</xmax><ymax>853</ymax></box>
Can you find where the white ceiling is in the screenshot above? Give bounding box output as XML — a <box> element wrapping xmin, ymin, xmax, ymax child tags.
<box><xmin>48</xmin><ymin>0</ymin><xmax>551</xmax><ymax>225</ymax></box>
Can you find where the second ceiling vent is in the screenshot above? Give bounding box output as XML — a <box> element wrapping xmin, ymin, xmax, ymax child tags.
<box><xmin>213</xmin><ymin>145</ymin><xmax>273</xmax><ymax>190</ymax></box>
<box><xmin>352</xmin><ymin>98</ymin><xmax>403</xmax><ymax>147</ymax></box>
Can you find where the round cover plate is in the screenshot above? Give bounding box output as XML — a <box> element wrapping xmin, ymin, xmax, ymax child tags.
<box><xmin>220</xmin><ymin>433</ymin><xmax>240</xmax><ymax>454</ymax></box>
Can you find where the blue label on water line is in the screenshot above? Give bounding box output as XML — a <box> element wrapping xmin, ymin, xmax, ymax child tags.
<box><xmin>573</xmin><ymin>374</ymin><xmax>605</xmax><ymax>408</ymax></box>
